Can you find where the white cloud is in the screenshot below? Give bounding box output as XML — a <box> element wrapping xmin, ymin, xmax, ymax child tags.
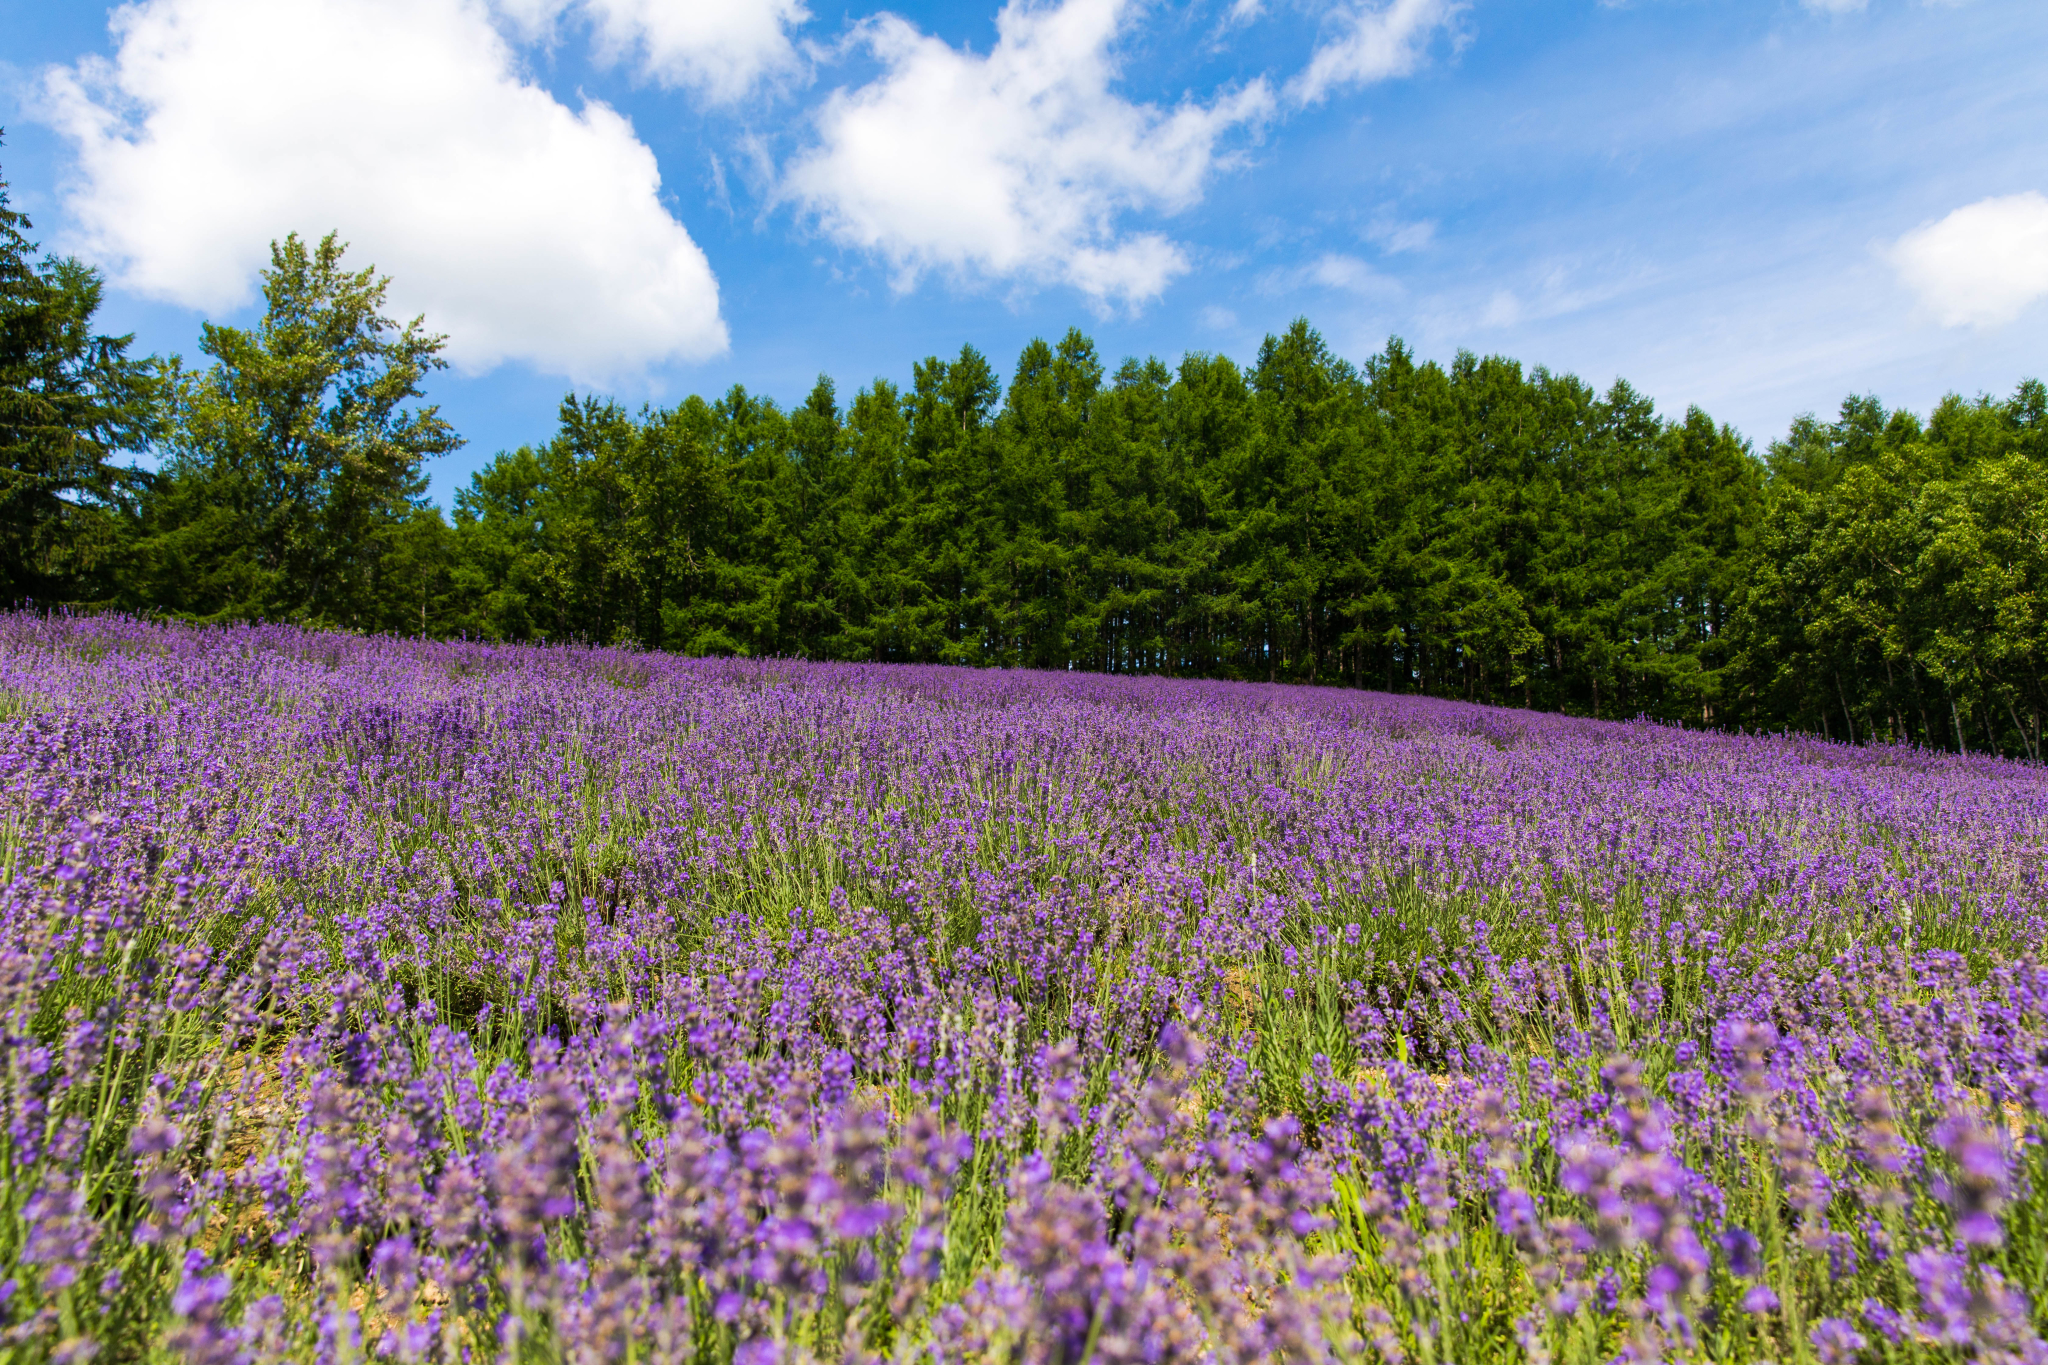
<box><xmin>781</xmin><ymin>0</ymin><xmax>1272</xmax><ymax>309</ymax></box>
<box><xmin>1258</xmin><ymin>251</ymin><xmax>1400</xmax><ymax>300</ymax></box>
<box><xmin>497</xmin><ymin>0</ymin><xmax>807</xmax><ymax>104</ymax></box>
<box><xmin>1802</xmin><ymin>0</ymin><xmax>1868</xmax><ymax>13</ymax></box>
<box><xmin>1290</xmin><ymin>0</ymin><xmax>1464</xmax><ymax>106</ymax></box>
<box><xmin>1310</xmin><ymin>252</ymin><xmax>1399</xmax><ymax>294</ymax></box>
<box><xmin>1198</xmin><ymin>304</ymin><xmax>1238</xmax><ymax>330</ymax></box>
<box><xmin>40</xmin><ymin>0</ymin><xmax>728</xmax><ymax>381</ymax></box>
<box><xmin>1479</xmin><ymin>289</ymin><xmax>1521</xmax><ymax>328</ymax></box>
<box><xmin>1451</xmin><ymin>260</ymin><xmax>1629</xmax><ymax>335</ymax></box>
<box><xmin>1366</xmin><ymin>216</ymin><xmax>1436</xmax><ymax>253</ymax></box>
<box><xmin>1889</xmin><ymin>191</ymin><xmax>2048</xmax><ymax>328</ymax></box>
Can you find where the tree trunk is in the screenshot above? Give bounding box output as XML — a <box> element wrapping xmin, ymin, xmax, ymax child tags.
<box><xmin>2004</xmin><ymin>697</ymin><xmax>2036</xmax><ymax>763</ymax></box>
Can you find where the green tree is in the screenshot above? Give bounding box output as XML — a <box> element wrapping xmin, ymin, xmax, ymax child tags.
<box><xmin>784</xmin><ymin>375</ymin><xmax>853</xmax><ymax>658</ymax></box>
<box><xmin>220</xmin><ymin>295</ymin><xmax>2032</xmax><ymax>758</ymax></box>
<box><xmin>1620</xmin><ymin>406</ymin><xmax>1762</xmax><ymax>723</ymax></box>
<box><xmin>0</xmin><ymin>139</ymin><xmax>160</xmax><ymax>605</ymax></box>
<box><xmin>1913</xmin><ymin>450</ymin><xmax>2048</xmax><ymax>759</ymax></box>
<box><xmin>134</xmin><ymin>231</ymin><xmax>461</xmax><ymax>627</ymax></box>
<box><xmin>1731</xmin><ymin>380</ymin><xmax>2047</xmax><ymax>755</ymax></box>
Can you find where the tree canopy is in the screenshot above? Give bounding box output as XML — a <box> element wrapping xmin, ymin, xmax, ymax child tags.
<box><xmin>0</xmin><ymin>133</ymin><xmax>159</xmax><ymax>605</ymax></box>
<box><xmin>129</xmin><ymin>231</ymin><xmax>461</xmax><ymax>629</ymax></box>
<box><xmin>2</xmin><ymin>162</ymin><xmax>2039</xmax><ymax>758</ymax></box>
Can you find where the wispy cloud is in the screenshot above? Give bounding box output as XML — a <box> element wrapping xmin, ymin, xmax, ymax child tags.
<box><xmin>1367</xmin><ymin>216</ymin><xmax>1436</xmax><ymax>253</ymax></box>
<box><xmin>1289</xmin><ymin>0</ymin><xmax>1464</xmax><ymax>106</ymax></box>
<box><xmin>1260</xmin><ymin>251</ymin><xmax>1403</xmax><ymax>299</ymax></box>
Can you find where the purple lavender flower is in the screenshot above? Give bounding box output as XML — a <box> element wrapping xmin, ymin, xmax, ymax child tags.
<box><xmin>1493</xmin><ymin>1187</ymin><xmax>1540</xmax><ymax>1247</ymax></box>
<box><xmin>1859</xmin><ymin>1297</ymin><xmax>1908</xmax><ymax>1343</ymax></box>
<box><xmin>163</xmin><ymin>1251</ymin><xmax>240</xmax><ymax>1365</ymax></box>
<box><xmin>1932</xmin><ymin>1109</ymin><xmax>2009</xmax><ymax>1246</ymax></box>
<box><xmin>1718</xmin><ymin>1227</ymin><xmax>1763</xmax><ymax>1279</ymax></box>
<box><xmin>5</xmin><ymin>614</ymin><xmax>2048</xmax><ymax>1359</ymax></box>
<box><xmin>1907</xmin><ymin>1248</ymin><xmax>1975</xmax><ymax>1346</ymax></box>
<box><xmin>1809</xmin><ymin>1316</ymin><xmax>1868</xmax><ymax>1365</ymax></box>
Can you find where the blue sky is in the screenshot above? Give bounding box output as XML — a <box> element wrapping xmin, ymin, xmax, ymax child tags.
<box><xmin>3</xmin><ymin>0</ymin><xmax>2045</xmax><ymax>504</ymax></box>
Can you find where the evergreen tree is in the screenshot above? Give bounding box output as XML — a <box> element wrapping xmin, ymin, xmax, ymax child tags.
<box><xmin>134</xmin><ymin>232</ymin><xmax>461</xmax><ymax>627</ymax></box>
<box><xmin>36</xmin><ymin>234</ymin><xmax>2025</xmax><ymax>759</ymax></box>
<box><xmin>0</xmin><ymin>138</ymin><xmax>160</xmax><ymax>606</ymax></box>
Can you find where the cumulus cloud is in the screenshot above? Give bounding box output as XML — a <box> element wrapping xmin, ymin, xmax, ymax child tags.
<box><xmin>1290</xmin><ymin>0</ymin><xmax>1463</xmax><ymax>106</ymax></box>
<box><xmin>1889</xmin><ymin>191</ymin><xmax>2048</xmax><ymax>328</ymax></box>
<box><xmin>40</xmin><ymin>0</ymin><xmax>728</xmax><ymax>380</ymax></box>
<box><xmin>497</xmin><ymin>0</ymin><xmax>807</xmax><ymax>104</ymax></box>
<box><xmin>781</xmin><ymin>0</ymin><xmax>1272</xmax><ymax>309</ymax></box>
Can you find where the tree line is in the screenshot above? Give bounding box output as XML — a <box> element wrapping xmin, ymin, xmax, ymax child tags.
<box><xmin>5</xmin><ymin>157</ymin><xmax>2043</xmax><ymax>759</ymax></box>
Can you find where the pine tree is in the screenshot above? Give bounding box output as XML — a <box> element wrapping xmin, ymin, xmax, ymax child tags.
<box><xmin>0</xmin><ymin>137</ymin><xmax>159</xmax><ymax>606</ymax></box>
<box><xmin>135</xmin><ymin>232</ymin><xmax>461</xmax><ymax>627</ymax></box>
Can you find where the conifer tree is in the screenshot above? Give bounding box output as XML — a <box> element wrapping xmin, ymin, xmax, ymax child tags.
<box><xmin>0</xmin><ymin>137</ymin><xmax>159</xmax><ymax>606</ymax></box>
<box><xmin>135</xmin><ymin>232</ymin><xmax>461</xmax><ymax>627</ymax></box>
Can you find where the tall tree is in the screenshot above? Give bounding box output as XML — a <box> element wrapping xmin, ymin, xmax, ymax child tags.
<box><xmin>1729</xmin><ymin>380</ymin><xmax>2048</xmax><ymax>755</ymax></box>
<box><xmin>134</xmin><ymin>232</ymin><xmax>461</xmax><ymax>627</ymax></box>
<box><xmin>0</xmin><ymin>138</ymin><xmax>159</xmax><ymax>606</ymax></box>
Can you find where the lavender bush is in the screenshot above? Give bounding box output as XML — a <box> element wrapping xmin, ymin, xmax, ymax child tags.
<box><xmin>1</xmin><ymin>612</ymin><xmax>2043</xmax><ymax>1363</ymax></box>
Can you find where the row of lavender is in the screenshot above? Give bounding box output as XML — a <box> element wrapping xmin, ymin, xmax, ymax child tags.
<box><xmin>1</xmin><ymin>612</ymin><xmax>2044</xmax><ymax>1363</ymax></box>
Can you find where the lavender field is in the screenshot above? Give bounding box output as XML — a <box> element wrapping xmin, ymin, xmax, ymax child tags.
<box><xmin>2</xmin><ymin>614</ymin><xmax>2045</xmax><ymax>1364</ymax></box>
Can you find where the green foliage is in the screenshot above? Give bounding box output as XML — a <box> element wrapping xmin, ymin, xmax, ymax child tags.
<box><xmin>1729</xmin><ymin>384</ymin><xmax>2048</xmax><ymax>757</ymax></box>
<box><xmin>428</xmin><ymin>320</ymin><xmax>1776</xmax><ymax>726</ymax></box>
<box><xmin>3</xmin><ymin>124</ymin><xmax>2039</xmax><ymax>755</ymax></box>
<box><xmin>241</xmin><ymin>312</ymin><xmax>2035</xmax><ymax>758</ymax></box>
<box><xmin>129</xmin><ymin>231</ymin><xmax>462</xmax><ymax>630</ymax></box>
<box><xmin>0</xmin><ymin>134</ymin><xmax>161</xmax><ymax>607</ymax></box>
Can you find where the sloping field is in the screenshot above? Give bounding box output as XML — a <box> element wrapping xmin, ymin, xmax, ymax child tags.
<box><xmin>2</xmin><ymin>613</ymin><xmax>2045</xmax><ymax>1362</ymax></box>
